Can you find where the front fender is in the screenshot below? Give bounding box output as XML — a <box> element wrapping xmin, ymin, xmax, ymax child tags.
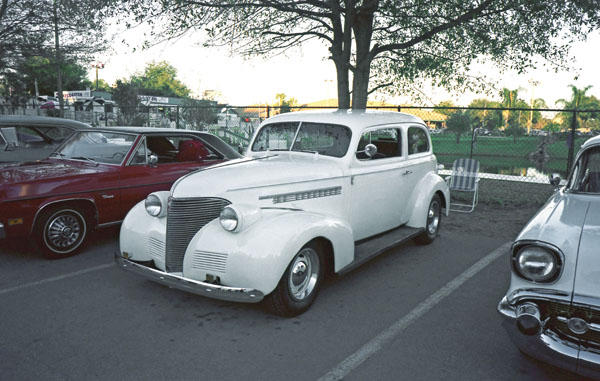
<box><xmin>120</xmin><ymin>199</ymin><xmax>167</xmax><ymax>268</ymax></box>
<box><xmin>183</xmin><ymin>209</ymin><xmax>354</xmax><ymax>295</ymax></box>
<box><xmin>406</xmin><ymin>173</ymin><xmax>450</xmax><ymax>228</ymax></box>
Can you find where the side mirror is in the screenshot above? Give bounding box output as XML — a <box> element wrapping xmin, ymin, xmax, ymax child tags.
<box><xmin>549</xmin><ymin>173</ymin><xmax>561</xmax><ymax>188</ymax></box>
<box><xmin>364</xmin><ymin>143</ymin><xmax>378</xmax><ymax>158</ymax></box>
<box><xmin>148</xmin><ymin>154</ymin><xmax>158</xmax><ymax>167</ymax></box>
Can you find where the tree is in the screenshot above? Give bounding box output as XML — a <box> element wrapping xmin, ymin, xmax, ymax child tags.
<box><xmin>556</xmin><ymin>85</ymin><xmax>600</xmax><ymax>131</ymax></box>
<box><xmin>114</xmin><ymin>0</ymin><xmax>600</xmax><ymax>109</ymax></box>
<box><xmin>1</xmin><ymin>0</ymin><xmax>113</xmax><ymax>115</ymax></box>
<box><xmin>131</xmin><ymin>61</ymin><xmax>191</xmax><ymax>98</ymax></box>
<box><xmin>275</xmin><ymin>93</ymin><xmax>297</xmax><ymax>114</ymax></box>
<box><xmin>11</xmin><ymin>56</ymin><xmax>92</xmax><ymax>96</ymax></box>
<box><xmin>112</xmin><ymin>79</ymin><xmax>146</xmax><ymax>126</ymax></box>
<box><xmin>182</xmin><ymin>98</ymin><xmax>218</xmax><ymax>130</ymax></box>
<box><xmin>446</xmin><ymin>110</ymin><xmax>473</xmax><ymax>144</ymax></box>
<box><xmin>466</xmin><ymin>98</ymin><xmax>502</xmax><ymax>132</ymax></box>
<box><xmin>433</xmin><ymin>101</ymin><xmax>456</xmax><ymax>117</ymax></box>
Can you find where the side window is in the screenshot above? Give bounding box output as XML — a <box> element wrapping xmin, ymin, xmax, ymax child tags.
<box><xmin>356</xmin><ymin>128</ymin><xmax>402</xmax><ymax>160</ymax></box>
<box><xmin>408</xmin><ymin>127</ymin><xmax>429</xmax><ymax>155</ymax></box>
<box><xmin>571</xmin><ymin>147</ymin><xmax>600</xmax><ymax>193</ymax></box>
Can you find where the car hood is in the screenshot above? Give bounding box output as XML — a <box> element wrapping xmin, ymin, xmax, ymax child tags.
<box><xmin>171</xmin><ymin>154</ymin><xmax>345</xmax><ymax>200</ymax></box>
<box><xmin>0</xmin><ymin>159</ymin><xmax>108</xmax><ymax>199</ymax></box>
<box><xmin>517</xmin><ymin>191</ymin><xmax>599</xmax><ymax>306</ymax></box>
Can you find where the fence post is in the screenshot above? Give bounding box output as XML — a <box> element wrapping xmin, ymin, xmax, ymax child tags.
<box><xmin>566</xmin><ymin>111</ymin><xmax>577</xmax><ymax>175</ymax></box>
<box><xmin>267</xmin><ymin>105</ymin><xmax>270</xmax><ymax>118</ymax></box>
<box><xmin>176</xmin><ymin>106</ymin><xmax>180</xmax><ymax>129</ymax></box>
<box><xmin>105</xmin><ymin>109</ymin><xmax>108</xmax><ymax>126</ymax></box>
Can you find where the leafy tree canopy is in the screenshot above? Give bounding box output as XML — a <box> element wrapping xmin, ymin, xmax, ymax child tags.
<box><xmin>130</xmin><ymin>61</ymin><xmax>191</xmax><ymax>98</ymax></box>
<box><xmin>113</xmin><ymin>0</ymin><xmax>600</xmax><ymax>109</ymax></box>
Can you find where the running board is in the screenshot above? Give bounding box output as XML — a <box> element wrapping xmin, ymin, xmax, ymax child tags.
<box><xmin>338</xmin><ymin>226</ymin><xmax>424</xmax><ymax>275</ymax></box>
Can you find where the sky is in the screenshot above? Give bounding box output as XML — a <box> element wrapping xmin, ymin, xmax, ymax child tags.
<box><xmin>90</xmin><ymin>24</ymin><xmax>600</xmax><ymax>108</ymax></box>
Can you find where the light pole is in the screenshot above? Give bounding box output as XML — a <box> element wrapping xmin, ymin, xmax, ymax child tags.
<box><xmin>92</xmin><ymin>62</ymin><xmax>105</xmax><ymax>92</ymax></box>
<box><xmin>528</xmin><ymin>79</ymin><xmax>540</xmax><ymax>135</ymax></box>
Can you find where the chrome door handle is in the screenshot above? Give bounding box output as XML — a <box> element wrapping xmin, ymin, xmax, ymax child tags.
<box><xmin>402</xmin><ymin>170</ymin><xmax>413</xmax><ymax>175</ymax></box>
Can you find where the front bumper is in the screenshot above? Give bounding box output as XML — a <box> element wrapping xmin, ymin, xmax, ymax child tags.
<box><xmin>498</xmin><ymin>296</ymin><xmax>600</xmax><ymax>378</ymax></box>
<box><xmin>115</xmin><ymin>253</ymin><xmax>264</xmax><ymax>303</ymax></box>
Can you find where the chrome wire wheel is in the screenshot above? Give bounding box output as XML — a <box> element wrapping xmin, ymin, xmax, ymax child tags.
<box><xmin>43</xmin><ymin>209</ymin><xmax>86</xmax><ymax>254</ymax></box>
<box><xmin>426</xmin><ymin>199</ymin><xmax>441</xmax><ymax>235</ymax></box>
<box><xmin>288</xmin><ymin>247</ymin><xmax>320</xmax><ymax>301</ymax></box>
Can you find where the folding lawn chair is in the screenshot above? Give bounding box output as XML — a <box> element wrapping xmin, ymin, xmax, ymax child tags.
<box><xmin>445</xmin><ymin>158</ymin><xmax>480</xmax><ymax>213</ymax></box>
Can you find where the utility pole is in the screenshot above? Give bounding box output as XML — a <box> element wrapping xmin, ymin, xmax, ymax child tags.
<box><xmin>92</xmin><ymin>62</ymin><xmax>105</xmax><ymax>91</ymax></box>
<box><xmin>528</xmin><ymin>79</ymin><xmax>540</xmax><ymax>135</ymax></box>
<box><xmin>53</xmin><ymin>0</ymin><xmax>64</xmax><ymax>118</ymax></box>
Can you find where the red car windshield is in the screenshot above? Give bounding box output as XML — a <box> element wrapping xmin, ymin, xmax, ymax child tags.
<box><xmin>50</xmin><ymin>131</ymin><xmax>137</xmax><ymax>165</ymax></box>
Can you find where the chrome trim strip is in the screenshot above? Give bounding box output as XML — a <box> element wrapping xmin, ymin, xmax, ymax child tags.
<box><xmin>97</xmin><ymin>220</ymin><xmax>122</xmax><ymax>228</ymax></box>
<box><xmin>115</xmin><ymin>254</ymin><xmax>264</xmax><ymax>303</ymax></box>
<box><xmin>259</xmin><ymin>186</ymin><xmax>342</xmax><ymax>204</ymax></box>
<box><xmin>506</xmin><ymin>288</ymin><xmax>571</xmax><ymax>305</ymax></box>
<box><xmin>230</xmin><ymin>175</ymin><xmax>347</xmax><ymax>192</ymax></box>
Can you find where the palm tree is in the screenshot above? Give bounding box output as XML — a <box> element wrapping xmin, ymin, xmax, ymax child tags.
<box><xmin>500</xmin><ymin>88</ymin><xmax>523</xmax><ymax>129</ymax></box>
<box><xmin>556</xmin><ymin>85</ymin><xmax>596</xmax><ymax>131</ymax></box>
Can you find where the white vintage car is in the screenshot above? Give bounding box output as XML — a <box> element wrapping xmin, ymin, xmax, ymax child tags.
<box><xmin>498</xmin><ymin>135</ymin><xmax>600</xmax><ymax>377</ymax></box>
<box><xmin>116</xmin><ymin>110</ymin><xmax>450</xmax><ymax>316</ymax></box>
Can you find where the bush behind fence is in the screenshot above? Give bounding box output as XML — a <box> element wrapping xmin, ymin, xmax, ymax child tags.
<box><xmin>4</xmin><ymin>103</ymin><xmax>599</xmax><ymax>207</ymax></box>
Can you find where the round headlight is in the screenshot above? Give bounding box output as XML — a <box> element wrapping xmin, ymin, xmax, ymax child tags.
<box><xmin>219</xmin><ymin>207</ymin><xmax>239</xmax><ymax>232</ymax></box>
<box><xmin>514</xmin><ymin>246</ymin><xmax>559</xmax><ymax>282</ymax></box>
<box><xmin>145</xmin><ymin>194</ymin><xmax>162</xmax><ymax>217</ymax></box>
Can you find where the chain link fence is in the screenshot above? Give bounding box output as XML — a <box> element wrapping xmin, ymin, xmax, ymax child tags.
<box><xmin>3</xmin><ymin>102</ymin><xmax>599</xmax><ymax>206</ymax></box>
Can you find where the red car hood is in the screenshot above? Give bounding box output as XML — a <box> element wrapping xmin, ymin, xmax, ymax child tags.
<box><xmin>0</xmin><ymin>159</ymin><xmax>112</xmax><ymax>200</ymax></box>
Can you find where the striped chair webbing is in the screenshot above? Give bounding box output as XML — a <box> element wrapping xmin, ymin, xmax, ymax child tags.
<box><xmin>449</xmin><ymin>158</ymin><xmax>480</xmax><ymax>191</ymax></box>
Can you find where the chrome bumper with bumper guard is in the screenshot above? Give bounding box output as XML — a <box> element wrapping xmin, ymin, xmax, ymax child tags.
<box><xmin>115</xmin><ymin>253</ymin><xmax>265</xmax><ymax>303</ymax></box>
<box><xmin>498</xmin><ymin>296</ymin><xmax>600</xmax><ymax>378</ymax></box>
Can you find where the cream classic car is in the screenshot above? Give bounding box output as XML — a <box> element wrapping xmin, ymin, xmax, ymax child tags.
<box><xmin>498</xmin><ymin>135</ymin><xmax>600</xmax><ymax>377</ymax></box>
<box><xmin>116</xmin><ymin>110</ymin><xmax>450</xmax><ymax>316</ymax></box>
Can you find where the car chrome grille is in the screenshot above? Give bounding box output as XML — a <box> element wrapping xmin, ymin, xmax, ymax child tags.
<box><xmin>191</xmin><ymin>250</ymin><xmax>228</xmax><ymax>273</ymax></box>
<box><xmin>535</xmin><ymin>300</ymin><xmax>600</xmax><ymax>346</ymax></box>
<box><xmin>165</xmin><ymin>197</ymin><xmax>230</xmax><ymax>272</ymax></box>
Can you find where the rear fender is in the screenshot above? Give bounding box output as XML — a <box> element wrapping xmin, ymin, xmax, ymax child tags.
<box><xmin>406</xmin><ymin>173</ymin><xmax>450</xmax><ymax>228</ymax></box>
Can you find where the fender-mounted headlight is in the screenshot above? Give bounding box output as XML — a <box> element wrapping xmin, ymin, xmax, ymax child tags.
<box><xmin>512</xmin><ymin>243</ymin><xmax>562</xmax><ymax>283</ymax></box>
<box><xmin>219</xmin><ymin>206</ymin><xmax>239</xmax><ymax>232</ymax></box>
<box><xmin>145</xmin><ymin>192</ymin><xmax>169</xmax><ymax>217</ymax></box>
<box><xmin>219</xmin><ymin>204</ymin><xmax>262</xmax><ymax>233</ymax></box>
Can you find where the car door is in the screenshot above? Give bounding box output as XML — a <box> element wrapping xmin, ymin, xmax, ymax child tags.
<box><xmin>349</xmin><ymin>126</ymin><xmax>415</xmax><ymax>241</ymax></box>
<box><xmin>118</xmin><ymin>133</ymin><xmax>225</xmax><ymax>218</ymax></box>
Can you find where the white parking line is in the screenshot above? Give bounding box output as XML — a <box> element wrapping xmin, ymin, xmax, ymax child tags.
<box><xmin>0</xmin><ymin>263</ymin><xmax>113</xmax><ymax>296</ymax></box>
<box><xmin>318</xmin><ymin>241</ymin><xmax>511</xmax><ymax>381</ymax></box>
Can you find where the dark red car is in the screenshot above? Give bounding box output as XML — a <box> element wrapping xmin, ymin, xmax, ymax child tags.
<box><xmin>0</xmin><ymin>127</ymin><xmax>241</xmax><ymax>258</ymax></box>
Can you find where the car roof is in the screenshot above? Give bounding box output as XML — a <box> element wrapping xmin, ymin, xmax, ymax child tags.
<box><xmin>581</xmin><ymin>135</ymin><xmax>600</xmax><ymax>150</ymax></box>
<box><xmin>0</xmin><ymin>115</ymin><xmax>91</xmax><ymax>129</ymax></box>
<box><xmin>262</xmin><ymin>109</ymin><xmax>425</xmax><ymax>132</ymax></box>
<box><xmin>76</xmin><ymin>126</ymin><xmax>211</xmax><ymax>135</ymax></box>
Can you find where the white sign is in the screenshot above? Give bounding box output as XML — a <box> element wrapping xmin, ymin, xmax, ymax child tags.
<box><xmin>138</xmin><ymin>95</ymin><xmax>170</xmax><ymax>105</ymax></box>
<box><xmin>54</xmin><ymin>90</ymin><xmax>91</xmax><ymax>99</ymax></box>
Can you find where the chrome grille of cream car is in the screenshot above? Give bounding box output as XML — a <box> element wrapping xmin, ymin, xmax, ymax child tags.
<box><xmin>165</xmin><ymin>197</ymin><xmax>230</xmax><ymax>272</ymax></box>
<box><xmin>191</xmin><ymin>250</ymin><xmax>228</xmax><ymax>273</ymax></box>
<box><xmin>537</xmin><ymin>300</ymin><xmax>600</xmax><ymax>345</ymax></box>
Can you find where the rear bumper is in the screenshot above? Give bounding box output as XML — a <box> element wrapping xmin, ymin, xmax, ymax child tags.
<box><xmin>498</xmin><ymin>296</ymin><xmax>600</xmax><ymax>378</ymax></box>
<box><xmin>114</xmin><ymin>253</ymin><xmax>264</xmax><ymax>303</ymax></box>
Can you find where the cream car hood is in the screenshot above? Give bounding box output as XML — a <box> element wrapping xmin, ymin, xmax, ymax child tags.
<box><xmin>171</xmin><ymin>154</ymin><xmax>345</xmax><ymax>200</ymax></box>
<box><xmin>517</xmin><ymin>191</ymin><xmax>599</xmax><ymax>306</ymax></box>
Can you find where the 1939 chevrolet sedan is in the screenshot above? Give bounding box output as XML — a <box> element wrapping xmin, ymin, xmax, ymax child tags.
<box><xmin>116</xmin><ymin>110</ymin><xmax>450</xmax><ymax>316</ymax></box>
<box><xmin>498</xmin><ymin>135</ymin><xmax>600</xmax><ymax>378</ymax></box>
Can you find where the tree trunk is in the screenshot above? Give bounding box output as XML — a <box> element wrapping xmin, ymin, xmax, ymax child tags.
<box><xmin>350</xmin><ymin>4</ymin><xmax>376</xmax><ymax>109</ymax></box>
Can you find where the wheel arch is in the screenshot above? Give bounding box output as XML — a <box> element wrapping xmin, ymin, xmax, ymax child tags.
<box><xmin>31</xmin><ymin>198</ymin><xmax>98</xmax><ymax>236</ymax></box>
<box><xmin>406</xmin><ymin>173</ymin><xmax>450</xmax><ymax>228</ymax></box>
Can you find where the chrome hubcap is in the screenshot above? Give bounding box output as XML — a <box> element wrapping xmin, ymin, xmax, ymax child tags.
<box><xmin>47</xmin><ymin>214</ymin><xmax>82</xmax><ymax>249</ymax></box>
<box><xmin>427</xmin><ymin>201</ymin><xmax>440</xmax><ymax>235</ymax></box>
<box><xmin>288</xmin><ymin>248</ymin><xmax>320</xmax><ymax>301</ymax></box>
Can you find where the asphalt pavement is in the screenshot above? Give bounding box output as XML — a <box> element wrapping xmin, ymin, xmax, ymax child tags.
<box><xmin>0</xmin><ymin>207</ymin><xmax>586</xmax><ymax>380</ymax></box>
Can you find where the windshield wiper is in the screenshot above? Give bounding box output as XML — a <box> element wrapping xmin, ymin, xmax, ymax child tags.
<box><xmin>50</xmin><ymin>152</ymin><xmax>66</xmax><ymax>158</ymax></box>
<box><xmin>72</xmin><ymin>156</ymin><xmax>98</xmax><ymax>166</ymax></box>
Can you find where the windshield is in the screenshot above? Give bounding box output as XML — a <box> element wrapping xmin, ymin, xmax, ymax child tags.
<box><xmin>51</xmin><ymin>131</ymin><xmax>137</xmax><ymax>165</ymax></box>
<box><xmin>251</xmin><ymin>122</ymin><xmax>352</xmax><ymax>158</ymax></box>
<box><xmin>569</xmin><ymin>146</ymin><xmax>600</xmax><ymax>193</ymax></box>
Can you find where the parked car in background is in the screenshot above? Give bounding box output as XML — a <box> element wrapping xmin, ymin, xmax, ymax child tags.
<box><xmin>0</xmin><ymin>127</ymin><xmax>241</xmax><ymax>258</ymax></box>
<box><xmin>116</xmin><ymin>110</ymin><xmax>450</xmax><ymax>316</ymax></box>
<box><xmin>498</xmin><ymin>135</ymin><xmax>600</xmax><ymax>378</ymax></box>
<box><xmin>0</xmin><ymin>116</ymin><xmax>90</xmax><ymax>163</ymax></box>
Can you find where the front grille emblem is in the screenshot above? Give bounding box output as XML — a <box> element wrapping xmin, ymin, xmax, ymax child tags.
<box><xmin>568</xmin><ymin>317</ymin><xmax>590</xmax><ymax>334</ymax></box>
